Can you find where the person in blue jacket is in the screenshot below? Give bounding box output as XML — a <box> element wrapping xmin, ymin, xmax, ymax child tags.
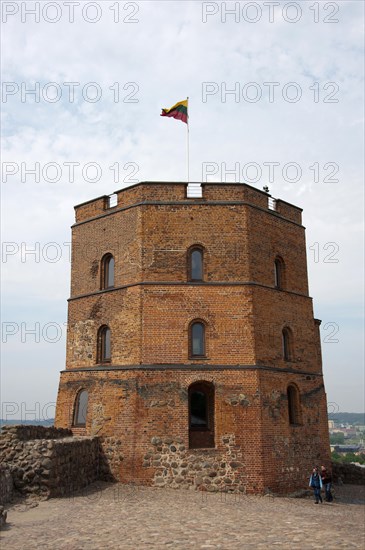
<box><xmin>309</xmin><ymin>466</ymin><xmax>323</xmax><ymax>503</ymax></box>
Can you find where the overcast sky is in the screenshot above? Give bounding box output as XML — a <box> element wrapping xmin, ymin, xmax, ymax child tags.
<box><xmin>1</xmin><ymin>0</ymin><xmax>364</xmax><ymax>421</ymax></box>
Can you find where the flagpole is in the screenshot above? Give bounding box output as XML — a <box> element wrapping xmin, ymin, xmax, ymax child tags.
<box><xmin>187</xmin><ymin>96</ymin><xmax>189</xmax><ymax>183</ymax></box>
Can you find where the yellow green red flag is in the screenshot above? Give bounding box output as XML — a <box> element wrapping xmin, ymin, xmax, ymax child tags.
<box><xmin>160</xmin><ymin>99</ymin><xmax>188</xmax><ymax>124</ymax></box>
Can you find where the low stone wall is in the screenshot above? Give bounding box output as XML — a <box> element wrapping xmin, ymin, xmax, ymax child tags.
<box><xmin>0</xmin><ymin>506</ymin><xmax>7</xmax><ymax>530</ymax></box>
<box><xmin>143</xmin><ymin>434</ymin><xmax>247</xmax><ymax>493</ymax></box>
<box><xmin>1</xmin><ymin>425</ymin><xmax>72</xmax><ymax>442</ymax></box>
<box><xmin>332</xmin><ymin>462</ymin><xmax>365</xmax><ymax>485</ymax></box>
<box><xmin>0</xmin><ymin>425</ymin><xmax>100</xmax><ymax>498</ymax></box>
<box><xmin>0</xmin><ymin>465</ymin><xmax>13</xmax><ymax>504</ymax></box>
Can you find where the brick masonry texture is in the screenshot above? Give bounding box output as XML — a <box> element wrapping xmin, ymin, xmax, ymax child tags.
<box><xmin>55</xmin><ymin>181</ymin><xmax>331</xmax><ymax>494</ymax></box>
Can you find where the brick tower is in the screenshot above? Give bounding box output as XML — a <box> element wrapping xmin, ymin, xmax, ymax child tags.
<box><xmin>55</xmin><ymin>182</ymin><xmax>331</xmax><ymax>494</ymax></box>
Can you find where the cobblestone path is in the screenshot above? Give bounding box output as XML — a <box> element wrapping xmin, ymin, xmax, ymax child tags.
<box><xmin>1</xmin><ymin>483</ymin><xmax>364</xmax><ymax>549</ymax></box>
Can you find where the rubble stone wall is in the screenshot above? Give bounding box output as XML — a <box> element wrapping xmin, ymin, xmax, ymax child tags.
<box><xmin>0</xmin><ymin>465</ymin><xmax>13</xmax><ymax>504</ymax></box>
<box><xmin>144</xmin><ymin>434</ymin><xmax>247</xmax><ymax>493</ymax></box>
<box><xmin>0</xmin><ymin>425</ymin><xmax>100</xmax><ymax>497</ymax></box>
<box><xmin>332</xmin><ymin>462</ymin><xmax>365</xmax><ymax>485</ymax></box>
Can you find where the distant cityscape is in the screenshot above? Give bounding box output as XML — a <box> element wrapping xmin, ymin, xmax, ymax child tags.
<box><xmin>328</xmin><ymin>413</ymin><xmax>365</xmax><ymax>466</ymax></box>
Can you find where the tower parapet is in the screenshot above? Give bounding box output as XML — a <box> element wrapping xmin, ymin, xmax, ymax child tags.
<box><xmin>74</xmin><ymin>182</ymin><xmax>302</xmax><ymax>225</ymax></box>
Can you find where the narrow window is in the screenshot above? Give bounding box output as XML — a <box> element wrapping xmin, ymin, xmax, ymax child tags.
<box><xmin>98</xmin><ymin>325</ymin><xmax>111</xmax><ymax>363</ymax></box>
<box><xmin>274</xmin><ymin>257</ymin><xmax>285</xmax><ymax>289</ymax></box>
<box><xmin>101</xmin><ymin>254</ymin><xmax>114</xmax><ymax>289</ymax></box>
<box><xmin>282</xmin><ymin>327</ymin><xmax>292</xmax><ymax>361</ymax></box>
<box><xmin>287</xmin><ymin>385</ymin><xmax>301</xmax><ymax>425</ymax></box>
<box><xmin>188</xmin><ymin>247</ymin><xmax>203</xmax><ymax>281</ymax></box>
<box><xmin>190</xmin><ymin>321</ymin><xmax>205</xmax><ymax>357</ymax></box>
<box><xmin>189</xmin><ymin>382</ymin><xmax>214</xmax><ymax>449</ymax></box>
<box><xmin>73</xmin><ymin>390</ymin><xmax>88</xmax><ymax>427</ymax></box>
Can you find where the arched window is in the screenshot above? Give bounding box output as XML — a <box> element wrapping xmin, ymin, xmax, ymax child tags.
<box><xmin>101</xmin><ymin>254</ymin><xmax>115</xmax><ymax>289</ymax></box>
<box><xmin>287</xmin><ymin>384</ymin><xmax>302</xmax><ymax>425</ymax></box>
<box><xmin>73</xmin><ymin>389</ymin><xmax>88</xmax><ymax>427</ymax></box>
<box><xmin>188</xmin><ymin>247</ymin><xmax>203</xmax><ymax>281</ymax></box>
<box><xmin>97</xmin><ymin>325</ymin><xmax>111</xmax><ymax>363</ymax></box>
<box><xmin>282</xmin><ymin>327</ymin><xmax>292</xmax><ymax>361</ymax></box>
<box><xmin>189</xmin><ymin>382</ymin><xmax>215</xmax><ymax>449</ymax></box>
<box><xmin>274</xmin><ymin>256</ymin><xmax>285</xmax><ymax>289</ymax></box>
<box><xmin>190</xmin><ymin>321</ymin><xmax>205</xmax><ymax>357</ymax></box>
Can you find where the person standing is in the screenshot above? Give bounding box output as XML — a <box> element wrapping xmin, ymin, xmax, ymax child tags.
<box><xmin>321</xmin><ymin>465</ymin><xmax>333</xmax><ymax>502</ymax></box>
<box><xmin>309</xmin><ymin>466</ymin><xmax>323</xmax><ymax>503</ymax></box>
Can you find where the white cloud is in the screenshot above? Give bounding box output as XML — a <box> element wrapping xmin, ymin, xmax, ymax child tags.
<box><xmin>1</xmin><ymin>0</ymin><xmax>364</xmax><ymax>414</ymax></box>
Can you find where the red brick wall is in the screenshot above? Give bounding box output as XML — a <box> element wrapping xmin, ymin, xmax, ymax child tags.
<box><xmin>55</xmin><ymin>182</ymin><xmax>330</xmax><ymax>494</ymax></box>
<box><xmin>55</xmin><ymin>368</ymin><xmax>329</xmax><ymax>493</ymax></box>
<box><xmin>252</xmin><ymin>287</ymin><xmax>321</xmax><ymax>373</ymax></box>
<box><xmin>259</xmin><ymin>371</ymin><xmax>331</xmax><ymax>492</ymax></box>
<box><xmin>71</xmin><ymin>206</ymin><xmax>142</xmax><ymax>297</ymax></box>
<box><xmin>66</xmin><ymin>287</ymin><xmax>142</xmax><ymax>368</ymax></box>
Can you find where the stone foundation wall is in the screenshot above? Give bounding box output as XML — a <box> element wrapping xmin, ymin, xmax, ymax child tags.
<box><xmin>143</xmin><ymin>434</ymin><xmax>247</xmax><ymax>493</ymax></box>
<box><xmin>332</xmin><ymin>462</ymin><xmax>365</xmax><ymax>485</ymax></box>
<box><xmin>99</xmin><ymin>436</ymin><xmax>124</xmax><ymax>481</ymax></box>
<box><xmin>0</xmin><ymin>425</ymin><xmax>100</xmax><ymax>497</ymax></box>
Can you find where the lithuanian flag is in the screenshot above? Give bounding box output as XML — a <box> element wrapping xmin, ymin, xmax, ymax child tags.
<box><xmin>160</xmin><ymin>99</ymin><xmax>188</xmax><ymax>124</ymax></box>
